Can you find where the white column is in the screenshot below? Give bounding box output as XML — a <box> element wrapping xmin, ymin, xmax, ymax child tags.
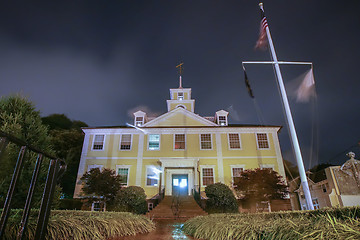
<box><xmin>215</xmin><ymin>133</ymin><xmax>224</xmax><ymax>183</ymax></box>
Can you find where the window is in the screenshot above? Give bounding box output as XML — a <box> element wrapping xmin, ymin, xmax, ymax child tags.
<box><xmin>256</xmin><ymin>133</ymin><xmax>269</xmax><ymax>149</ymax></box>
<box><xmin>93</xmin><ymin>135</ymin><xmax>105</xmax><ymax>150</ymax></box>
<box><xmin>218</xmin><ymin>116</ymin><xmax>227</xmax><ymax>126</ymax></box>
<box><xmin>312</xmin><ymin>198</ymin><xmax>320</xmax><ymax>209</ymax></box>
<box><xmin>232</xmin><ymin>167</ymin><xmax>243</xmax><ymax>183</ymax></box>
<box><xmin>200</xmin><ymin>134</ymin><xmax>212</xmax><ymax>150</ymax></box>
<box><xmin>322</xmin><ymin>184</ymin><xmax>327</xmax><ymax>193</ymax></box>
<box><xmin>202</xmin><ymin>168</ymin><xmax>214</xmax><ymax>186</ymax></box>
<box><xmin>120</xmin><ymin>134</ymin><xmax>132</xmax><ymax>150</ymax></box>
<box><xmin>228</xmin><ymin>133</ymin><xmax>241</xmax><ymax>149</ymax></box>
<box><xmin>148</xmin><ymin>134</ymin><xmax>160</xmax><ymax>150</ymax></box>
<box><xmin>87</xmin><ymin>164</ymin><xmax>103</xmax><ymax>172</ymax></box>
<box><xmin>178</xmin><ymin>92</ymin><xmax>184</xmax><ymax>100</ymax></box>
<box><xmin>146</xmin><ymin>167</ymin><xmax>159</xmax><ymax>186</ymax></box>
<box><xmin>260</xmin><ymin>164</ymin><xmax>274</xmax><ymax>171</ymax></box>
<box><xmin>174</xmin><ymin>134</ymin><xmax>185</xmax><ymax>150</ymax></box>
<box><xmin>117</xmin><ymin>168</ymin><xmax>129</xmax><ymax>186</ymax></box>
<box><xmin>135</xmin><ymin>117</ymin><xmax>143</xmax><ymax>126</ymax></box>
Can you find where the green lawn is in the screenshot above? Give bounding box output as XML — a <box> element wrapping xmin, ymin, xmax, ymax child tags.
<box><xmin>183</xmin><ymin>207</ymin><xmax>360</xmax><ymax>240</ymax></box>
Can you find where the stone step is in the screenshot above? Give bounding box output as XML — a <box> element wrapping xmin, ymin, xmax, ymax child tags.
<box><xmin>147</xmin><ymin>196</ymin><xmax>207</xmax><ymax>219</ymax></box>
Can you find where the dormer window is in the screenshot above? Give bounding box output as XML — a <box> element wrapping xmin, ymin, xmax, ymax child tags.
<box><xmin>178</xmin><ymin>92</ymin><xmax>184</xmax><ymax>100</ymax></box>
<box><xmin>218</xmin><ymin>116</ymin><xmax>227</xmax><ymax>126</ymax></box>
<box><xmin>135</xmin><ymin>117</ymin><xmax>144</xmax><ymax>126</ymax></box>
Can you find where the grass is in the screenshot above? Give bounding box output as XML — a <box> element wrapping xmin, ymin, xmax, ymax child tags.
<box><xmin>1</xmin><ymin>209</ymin><xmax>155</xmax><ymax>240</ymax></box>
<box><xmin>183</xmin><ymin>207</ymin><xmax>360</xmax><ymax>240</ymax></box>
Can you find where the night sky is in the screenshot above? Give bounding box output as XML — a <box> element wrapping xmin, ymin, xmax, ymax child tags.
<box><xmin>1</xmin><ymin>1</ymin><xmax>359</xmax><ymax>169</ymax></box>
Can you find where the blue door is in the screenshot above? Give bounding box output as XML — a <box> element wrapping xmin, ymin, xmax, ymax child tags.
<box><xmin>172</xmin><ymin>174</ymin><xmax>188</xmax><ymax>196</ymax></box>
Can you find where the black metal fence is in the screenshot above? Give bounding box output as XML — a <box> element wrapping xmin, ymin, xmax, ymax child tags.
<box><xmin>0</xmin><ymin>130</ymin><xmax>66</xmax><ymax>240</ymax></box>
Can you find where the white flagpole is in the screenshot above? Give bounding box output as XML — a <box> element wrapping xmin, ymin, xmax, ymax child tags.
<box><xmin>260</xmin><ymin>2</ymin><xmax>314</xmax><ymax>210</ymax></box>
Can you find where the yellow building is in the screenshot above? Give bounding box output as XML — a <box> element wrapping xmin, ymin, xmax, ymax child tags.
<box><xmin>74</xmin><ymin>79</ymin><xmax>286</xmax><ymax>200</ymax></box>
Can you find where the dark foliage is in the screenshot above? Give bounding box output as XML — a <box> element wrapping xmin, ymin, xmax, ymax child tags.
<box><xmin>42</xmin><ymin>113</ymin><xmax>88</xmax><ymax>198</ymax></box>
<box><xmin>205</xmin><ymin>183</ymin><xmax>238</xmax><ymax>213</ymax></box>
<box><xmin>59</xmin><ymin>198</ymin><xmax>83</xmax><ymax>210</ymax></box>
<box><xmin>111</xmin><ymin>186</ymin><xmax>148</xmax><ymax>214</ymax></box>
<box><xmin>81</xmin><ymin>168</ymin><xmax>122</xmax><ymax>204</ymax></box>
<box><xmin>233</xmin><ymin>168</ymin><xmax>288</xmax><ymax>203</ymax></box>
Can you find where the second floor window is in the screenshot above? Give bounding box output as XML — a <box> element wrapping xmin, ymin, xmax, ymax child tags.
<box><xmin>148</xmin><ymin>134</ymin><xmax>160</xmax><ymax>150</ymax></box>
<box><xmin>174</xmin><ymin>134</ymin><xmax>185</xmax><ymax>150</ymax></box>
<box><xmin>120</xmin><ymin>134</ymin><xmax>132</xmax><ymax>150</ymax></box>
<box><xmin>93</xmin><ymin>135</ymin><xmax>105</xmax><ymax>150</ymax></box>
<box><xmin>257</xmin><ymin>133</ymin><xmax>269</xmax><ymax>149</ymax></box>
<box><xmin>200</xmin><ymin>134</ymin><xmax>212</xmax><ymax>150</ymax></box>
<box><xmin>228</xmin><ymin>133</ymin><xmax>241</xmax><ymax>149</ymax></box>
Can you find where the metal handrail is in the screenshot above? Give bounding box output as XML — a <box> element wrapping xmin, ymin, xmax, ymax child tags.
<box><xmin>0</xmin><ymin>130</ymin><xmax>66</xmax><ymax>240</ymax></box>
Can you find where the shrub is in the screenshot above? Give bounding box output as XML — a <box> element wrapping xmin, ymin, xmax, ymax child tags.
<box><xmin>59</xmin><ymin>198</ymin><xmax>83</xmax><ymax>210</ymax></box>
<box><xmin>205</xmin><ymin>183</ymin><xmax>238</xmax><ymax>213</ymax></box>
<box><xmin>111</xmin><ymin>186</ymin><xmax>148</xmax><ymax>214</ymax></box>
<box><xmin>0</xmin><ymin>209</ymin><xmax>155</xmax><ymax>239</ymax></box>
<box><xmin>183</xmin><ymin>207</ymin><xmax>360</xmax><ymax>240</ymax></box>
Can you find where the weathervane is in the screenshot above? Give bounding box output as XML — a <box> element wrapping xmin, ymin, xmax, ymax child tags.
<box><xmin>176</xmin><ymin>62</ymin><xmax>184</xmax><ymax>88</ymax></box>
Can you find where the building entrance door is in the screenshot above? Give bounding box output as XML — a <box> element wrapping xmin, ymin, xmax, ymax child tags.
<box><xmin>172</xmin><ymin>174</ymin><xmax>188</xmax><ymax>196</ymax></box>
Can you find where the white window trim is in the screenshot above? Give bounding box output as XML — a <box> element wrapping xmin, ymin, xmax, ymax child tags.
<box><xmin>173</xmin><ymin>134</ymin><xmax>186</xmax><ymax>151</ymax></box>
<box><xmin>87</xmin><ymin>164</ymin><xmax>103</xmax><ymax>173</ymax></box>
<box><xmin>230</xmin><ymin>164</ymin><xmax>245</xmax><ymax>183</ymax></box>
<box><xmin>312</xmin><ymin>198</ymin><xmax>320</xmax><ymax>209</ymax></box>
<box><xmin>92</xmin><ymin>134</ymin><xmax>106</xmax><ymax>151</ymax></box>
<box><xmin>228</xmin><ymin>133</ymin><xmax>242</xmax><ymax>150</ymax></box>
<box><xmin>147</xmin><ymin>134</ymin><xmax>161</xmax><ymax>151</ymax></box>
<box><xmin>178</xmin><ymin>92</ymin><xmax>184</xmax><ymax>100</ymax></box>
<box><xmin>145</xmin><ymin>166</ymin><xmax>160</xmax><ymax>187</ymax></box>
<box><xmin>200</xmin><ymin>165</ymin><xmax>215</xmax><ymax>187</ymax></box>
<box><xmin>116</xmin><ymin>165</ymin><xmax>131</xmax><ymax>186</ymax></box>
<box><xmin>255</xmin><ymin>133</ymin><xmax>270</xmax><ymax>150</ymax></box>
<box><xmin>260</xmin><ymin>164</ymin><xmax>275</xmax><ymax>170</ymax></box>
<box><xmin>119</xmin><ymin>134</ymin><xmax>132</xmax><ymax>151</ymax></box>
<box><xmin>199</xmin><ymin>134</ymin><xmax>213</xmax><ymax>150</ymax></box>
<box><xmin>175</xmin><ymin>104</ymin><xmax>186</xmax><ymax>109</ymax></box>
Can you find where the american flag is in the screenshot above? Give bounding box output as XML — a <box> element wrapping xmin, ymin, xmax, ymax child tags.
<box><xmin>255</xmin><ymin>8</ymin><xmax>268</xmax><ymax>50</ymax></box>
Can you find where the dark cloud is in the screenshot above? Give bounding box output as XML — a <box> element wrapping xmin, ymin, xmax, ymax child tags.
<box><xmin>0</xmin><ymin>0</ymin><xmax>359</xmax><ymax>168</ymax></box>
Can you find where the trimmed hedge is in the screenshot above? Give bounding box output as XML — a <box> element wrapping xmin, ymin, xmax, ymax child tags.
<box><xmin>205</xmin><ymin>183</ymin><xmax>238</xmax><ymax>213</ymax></box>
<box><xmin>183</xmin><ymin>206</ymin><xmax>360</xmax><ymax>240</ymax></box>
<box><xmin>111</xmin><ymin>186</ymin><xmax>148</xmax><ymax>214</ymax></box>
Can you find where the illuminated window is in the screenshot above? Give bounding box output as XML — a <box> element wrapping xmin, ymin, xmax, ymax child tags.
<box><xmin>93</xmin><ymin>135</ymin><xmax>105</xmax><ymax>150</ymax></box>
<box><xmin>117</xmin><ymin>168</ymin><xmax>129</xmax><ymax>186</ymax></box>
<box><xmin>200</xmin><ymin>134</ymin><xmax>212</xmax><ymax>150</ymax></box>
<box><xmin>228</xmin><ymin>133</ymin><xmax>241</xmax><ymax>149</ymax></box>
<box><xmin>174</xmin><ymin>134</ymin><xmax>185</xmax><ymax>150</ymax></box>
<box><xmin>135</xmin><ymin>117</ymin><xmax>144</xmax><ymax>126</ymax></box>
<box><xmin>148</xmin><ymin>134</ymin><xmax>160</xmax><ymax>150</ymax></box>
<box><xmin>178</xmin><ymin>92</ymin><xmax>184</xmax><ymax>100</ymax></box>
<box><xmin>256</xmin><ymin>133</ymin><xmax>269</xmax><ymax>149</ymax></box>
<box><xmin>146</xmin><ymin>167</ymin><xmax>159</xmax><ymax>186</ymax></box>
<box><xmin>218</xmin><ymin>116</ymin><xmax>227</xmax><ymax>126</ymax></box>
<box><xmin>120</xmin><ymin>134</ymin><xmax>132</xmax><ymax>150</ymax></box>
<box><xmin>232</xmin><ymin>167</ymin><xmax>243</xmax><ymax>183</ymax></box>
<box><xmin>202</xmin><ymin>168</ymin><xmax>214</xmax><ymax>186</ymax></box>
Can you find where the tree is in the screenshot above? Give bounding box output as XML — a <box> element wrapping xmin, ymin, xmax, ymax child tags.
<box><xmin>42</xmin><ymin>114</ymin><xmax>88</xmax><ymax>198</ymax></box>
<box><xmin>81</xmin><ymin>168</ymin><xmax>122</xmax><ymax>208</ymax></box>
<box><xmin>205</xmin><ymin>183</ymin><xmax>238</xmax><ymax>213</ymax></box>
<box><xmin>0</xmin><ymin>94</ymin><xmax>56</xmax><ymax>208</ymax></box>
<box><xmin>233</xmin><ymin>169</ymin><xmax>288</xmax><ymax>209</ymax></box>
<box><xmin>111</xmin><ymin>186</ymin><xmax>148</xmax><ymax>214</ymax></box>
